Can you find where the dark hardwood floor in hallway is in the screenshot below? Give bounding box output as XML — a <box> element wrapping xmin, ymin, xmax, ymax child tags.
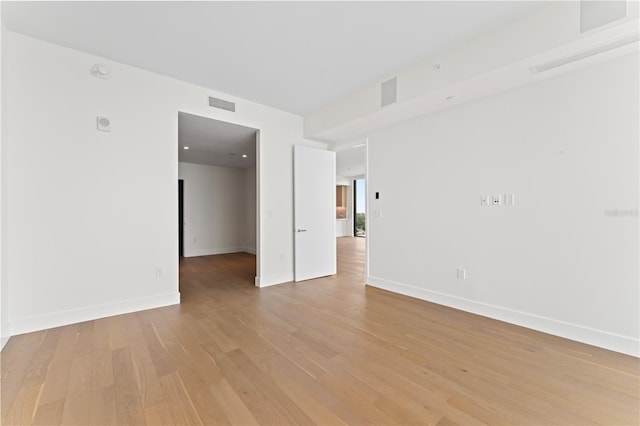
<box><xmin>1</xmin><ymin>237</ymin><xmax>638</xmax><ymax>425</ymax></box>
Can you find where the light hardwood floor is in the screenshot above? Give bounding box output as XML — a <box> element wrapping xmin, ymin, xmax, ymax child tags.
<box><xmin>1</xmin><ymin>237</ymin><xmax>638</xmax><ymax>425</ymax></box>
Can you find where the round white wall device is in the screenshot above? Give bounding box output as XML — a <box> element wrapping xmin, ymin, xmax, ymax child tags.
<box><xmin>97</xmin><ymin>116</ymin><xmax>111</xmax><ymax>132</ymax></box>
<box><xmin>90</xmin><ymin>64</ymin><xmax>110</xmax><ymax>79</ymax></box>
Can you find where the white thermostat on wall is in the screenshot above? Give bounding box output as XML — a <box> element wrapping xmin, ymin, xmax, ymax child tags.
<box><xmin>97</xmin><ymin>116</ymin><xmax>111</xmax><ymax>132</ymax></box>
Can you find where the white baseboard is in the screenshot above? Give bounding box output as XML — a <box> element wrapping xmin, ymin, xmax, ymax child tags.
<box><xmin>185</xmin><ymin>247</ymin><xmax>242</xmax><ymax>257</ymax></box>
<box><xmin>366</xmin><ymin>275</ymin><xmax>639</xmax><ymax>357</ymax></box>
<box><xmin>8</xmin><ymin>292</ymin><xmax>180</xmax><ymax>337</ymax></box>
<box><xmin>0</xmin><ymin>325</ymin><xmax>11</xmax><ymax>351</ymax></box>
<box><xmin>185</xmin><ymin>247</ymin><xmax>256</xmax><ymax>257</ymax></box>
<box><xmin>255</xmin><ymin>273</ymin><xmax>294</xmax><ymax>288</ymax></box>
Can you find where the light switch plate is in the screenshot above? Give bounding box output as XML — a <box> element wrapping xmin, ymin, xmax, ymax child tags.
<box><xmin>457</xmin><ymin>268</ymin><xmax>466</xmax><ymax>280</ymax></box>
<box><xmin>505</xmin><ymin>194</ymin><xmax>515</xmax><ymax>206</ymax></box>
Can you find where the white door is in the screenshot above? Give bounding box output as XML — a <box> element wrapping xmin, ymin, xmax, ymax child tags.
<box><xmin>294</xmin><ymin>145</ymin><xmax>336</xmax><ymax>281</ymax></box>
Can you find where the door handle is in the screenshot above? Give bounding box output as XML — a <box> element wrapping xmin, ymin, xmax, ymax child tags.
<box><xmin>296</xmin><ymin>229</ymin><xmax>307</xmax><ymax>233</ymax></box>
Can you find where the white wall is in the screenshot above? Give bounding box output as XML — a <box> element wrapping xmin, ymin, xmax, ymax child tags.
<box><xmin>366</xmin><ymin>53</ymin><xmax>639</xmax><ymax>356</ymax></box>
<box><xmin>178</xmin><ymin>162</ymin><xmax>255</xmax><ymax>257</ymax></box>
<box><xmin>0</xmin><ymin>11</ymin><xmax>9</xmax><ymax>350</ymax></box>
<box><xmin>5</xmin><ymin>31</ymin><xmax>325</xmax><ymax>336</ymax></box>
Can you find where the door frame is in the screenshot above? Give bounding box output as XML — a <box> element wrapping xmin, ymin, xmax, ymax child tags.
<box><xmin>353</xmin><ymin>177</ymin><xmax>367</xmax><ymax>238</ymax></box>
<box><xmin>178</xmin><ymin>179</ymin><xmax>184</xmax><ymax>257</ymax></box>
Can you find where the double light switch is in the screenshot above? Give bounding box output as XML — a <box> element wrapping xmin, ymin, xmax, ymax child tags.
<box><xmin>481</xmin><ymin>194</ymin><xmax>515</xmax><ymax>206</ymax></box>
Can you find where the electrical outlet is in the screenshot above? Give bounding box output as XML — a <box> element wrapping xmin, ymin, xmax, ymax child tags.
<box><xmin>155</xmin><ymin>268</ymin><xmax>163</xmax><ymax>278</ymax></box>
<box><xmin>480</xmin><ymin>195</ymin><xmax>490</xmax><ymax>206</ymax></box>
<box><xmin>457</xmin><ymin>268</ymin><xmax>466</xmax><ymax>280</ymax></box>
<box><xmin>492</xmin><ymin>195</ymin><xmax>502</xmax><ymax>206</ymax></box>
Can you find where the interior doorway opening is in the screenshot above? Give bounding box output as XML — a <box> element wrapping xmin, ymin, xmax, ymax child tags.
<box><xmin>177</xmin><ymin>111</ymin><xmax>259</xmax><ymax>286</ymax></box>
<box><xmin>334</xmin><ymin>141</ymin><xmax>368</xmax><ymax>284</ymax></box>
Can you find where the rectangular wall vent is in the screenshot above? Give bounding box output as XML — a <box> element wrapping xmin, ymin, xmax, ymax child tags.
<box><xmin>381</xmin><ymin>77</ymin><xmax>397</xmax><ymax>107</ymax></box>
<box><xmin>209</xmin><ymin>96</ymin><xmax>236</xmax><ymax>112</ymax></box>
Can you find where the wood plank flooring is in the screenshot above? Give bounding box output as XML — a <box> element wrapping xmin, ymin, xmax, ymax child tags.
<box><xmin>1</xmin><ymin>237</ymin><xmax>638</xmax><ymax>425</ymax></box>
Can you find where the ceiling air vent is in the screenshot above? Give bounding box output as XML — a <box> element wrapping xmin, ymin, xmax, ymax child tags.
<box><xmin>209</xmin><ymin>96</ymin><xmax>236</xmax><ymax>112</ymax></box>
<box><xmin>381</xmin><ymin>77</ymin><xmax>397</xmax><ymax>107</ymax></box>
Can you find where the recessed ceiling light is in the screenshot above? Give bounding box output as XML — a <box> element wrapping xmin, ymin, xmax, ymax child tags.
<box><xmin>242</xmin><ymin>154</ymin><xmax>248</xmax><ymax>158</ymax></box>
<box><xmin>183</xmin><ymin>146</ymin><xmax>189</xmax><ymax>150</ymax></box>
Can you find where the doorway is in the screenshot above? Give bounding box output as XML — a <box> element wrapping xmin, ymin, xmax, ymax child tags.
<box><xmin>177</xmin><ymin>112</ymin><xmax>259</xmax><ymax>285</ymax></box>
<box><xmin>334</xmin><ymin>141</ymin><xmax>368</xmax><ymax>283</ymax></box>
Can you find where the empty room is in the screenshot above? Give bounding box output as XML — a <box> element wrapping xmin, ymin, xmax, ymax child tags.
<box><xmin>0</xmin><ymin>1</ymin><xmax>638</xmax><ymax>425</ymax></box>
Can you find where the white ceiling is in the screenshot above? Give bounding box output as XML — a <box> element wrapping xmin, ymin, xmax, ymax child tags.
<box><xmin>178</xmin><ymin>112</ymin><xmax>257</xmax><ymax>168</ymax></box>
<box><xmin>1</xmin><ymin>1</ymin><xmax>543</xmax><ymax>115</ymax></box>
<box><xmin>336</xmin><ymin>145</ymin><xmax>366</xmax><ymax>178</ymax></box>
